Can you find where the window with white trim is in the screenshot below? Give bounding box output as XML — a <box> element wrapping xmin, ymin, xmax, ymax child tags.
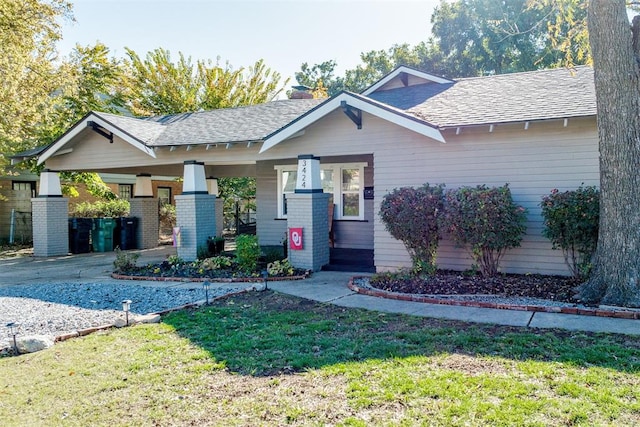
<box><xmin>275</xmin><ymin>162</ymin><xmax>367</xmax><ymax>220</ymax></box>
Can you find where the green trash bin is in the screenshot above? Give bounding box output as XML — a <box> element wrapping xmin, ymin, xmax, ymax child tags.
<box><xmin>91</xmin><ymin>218</ymin><xmax>116</xmax><ymax>252</ymax></box>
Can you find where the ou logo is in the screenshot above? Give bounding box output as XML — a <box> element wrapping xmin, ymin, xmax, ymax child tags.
<box><xmin>289</xmin><ymin>228</ymin><xmax>303</xmax><ymax>250</ymax></box>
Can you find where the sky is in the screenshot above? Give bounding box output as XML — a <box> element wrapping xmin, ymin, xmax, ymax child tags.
<box><xmin>57</xmin><ymin>0</ymin><xmax>442</xmax><ymax>89</ymax></box>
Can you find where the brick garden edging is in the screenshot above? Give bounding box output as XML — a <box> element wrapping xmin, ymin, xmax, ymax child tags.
<box><xmin>110</xmin><ymin>271</ymin><xmax>311</xmax><ymax>282</ymax></box>
<box><xmin>347</xmin><ymin>277</ymin><xmax>640</xmax><ymax>320</ymax></box>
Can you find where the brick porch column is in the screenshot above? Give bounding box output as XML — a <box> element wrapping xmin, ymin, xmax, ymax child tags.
<box><xmin>287</xmin><ymin>155</ymin><xmax>330</xmax><ymax>271</ymax></box>
<box><xmin>32</xmin><ymin>170</ymin><xmax>69</xmax><ymax>257</ymax></box>
<box><xmin>175</xmin><ymin>161</ymin><xmax>216</xmax><ymax>260</ymax></box>
<box><xmin>129</xmin><ymin>173</ymin><xmax>159</xmax><ymax>249</ymax></box>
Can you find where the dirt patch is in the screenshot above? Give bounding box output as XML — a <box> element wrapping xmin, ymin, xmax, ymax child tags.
<box><xmin>369</xmin><ymin>271</ymin><xmax>580</xmax><ymax>303</ymax></box>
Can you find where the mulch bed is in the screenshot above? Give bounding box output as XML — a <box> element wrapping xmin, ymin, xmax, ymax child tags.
<box><xmin>369</xmin><ymin>271</ymin><xmax>580</xmax><ymax>303</ymax></box>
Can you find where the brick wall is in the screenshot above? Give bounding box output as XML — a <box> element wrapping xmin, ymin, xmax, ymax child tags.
<box><xmin>175</xmin><ymin>194</ymin><xmax>216</xmax><ymax>260</ymax></box>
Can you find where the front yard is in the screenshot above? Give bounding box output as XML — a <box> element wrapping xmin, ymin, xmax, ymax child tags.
<box><xmin>1</xmin><ymin>291</ymin><xmax>638</xmax><ymax>426</ymax></box>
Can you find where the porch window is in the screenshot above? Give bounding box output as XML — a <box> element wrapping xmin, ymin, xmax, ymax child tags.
<box><xmin>157</xmin><ymin>187</ymin><xmax>172</xmax><ymax>205</ymax></box>
<box><xmin>275</xmin><ymin>162</ymin><xmax>366</xmax><ymax>220</ymax></box>
<box><xmin>12</xmin><ymin>181</ymin><xmax>36</xmax><ymax>198</ymax></box>
<box><xmin>119</xmin><ymin>184</ymin><xmax>133</xmax><ymax>200</ymax></box>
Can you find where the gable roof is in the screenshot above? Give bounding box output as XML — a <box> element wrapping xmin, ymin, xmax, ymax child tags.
<box><xmin>260</xmin><ymin>91</ymin><xmax>445</xmax><ymax>153</ymax></box>
<box><xmin>35</xmin><ymin>66</ymin><xmax>598</xmax><ymax>166</ymax></box>
<box><xmin>368</xmin><ymin>66</ymin><xmax>596</xmax><ymax>128</ymax></box>
<box><xmin>362</xmin><ymin>65</ymin><xmax>453</xmax><ymax>95</ymax></box>
<box><xmin>37</xmin><ymin>99</ymin><xmax>323</xmax><ymax>165</ymax></box>
<box><xmin>146</xmin><ymin>99</ymin><xmax>323</xmax><ymax>146</ymax></box>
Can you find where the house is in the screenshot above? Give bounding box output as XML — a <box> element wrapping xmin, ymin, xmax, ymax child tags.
<box><xmin>30</xmin><ymin>65</ymin><xmax>598</xmax><ymax>276</ymax></box>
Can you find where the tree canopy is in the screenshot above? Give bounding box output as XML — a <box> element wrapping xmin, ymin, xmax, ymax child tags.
<box><xmin>295</xmin><ymin>0</ymin><xmax>591</xmax><ymax>95</ymax></box>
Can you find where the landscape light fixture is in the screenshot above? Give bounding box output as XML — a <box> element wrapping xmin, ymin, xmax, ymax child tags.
<box><xmin>6</xmin><ymin>322</ymin><xmax>18</xmax><ymax>354</ymax></box>
<box><xmin>203</xmin><ymin>281</ymin><xmax>210</xmax><ymax>305</ymax></box>
<box><xmin>262</xmin><ymin>270</ymin><xmax>269</xmax><ymax>291</ymax></box>
<box><xmin>122</xmin><ymin>300</ymin><xmax>132</xmax><ymax>326</ymax></box>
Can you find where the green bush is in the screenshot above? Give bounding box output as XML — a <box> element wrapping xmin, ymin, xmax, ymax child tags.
<box><xmin>267</xmin><ymin>259</ymin><xmax>295</xmax><ymax>276</ymax></box>
<box><xmin>201</xmin><ymin>256</ymin><xmax>233</xmax><ymax>271</ymax></box>
<box><xmin>71</xmin><ymin>199</ymin><xmax>130</xmax><ymax>218</ymax></box>
<box><xmin>236</xmin><ymin>234</ymin><xmax>260</xmax><ymax>273</ymax></box>
<box><xmin>379</xmin><ymin>183</ymin><xmax>445</xmax><ymax>275</ymax></box>
<box><xmin>442</xmin><ymin>184</ymin><xmax>527</xmax><ymax>277</ymax></box>
<box><xmin>113</xmin><ymin>248</ymin><xmax>139</xmax><ymax>273</ymax></box>
<box><xmin>540</xmin><ymin>186</ymin><xmax>599</xmax><ymax>279</ymax></box>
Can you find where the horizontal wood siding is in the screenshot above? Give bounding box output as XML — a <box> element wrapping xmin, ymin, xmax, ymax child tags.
<box><xmin>256</xmin><ymin>160</ymin><xmax>287</xmax><ymax>246</ymax></box>
<box><xmin>373</xmin><ymin>117</ymin><xmax>599</xmax><ymax>276</ymax></box>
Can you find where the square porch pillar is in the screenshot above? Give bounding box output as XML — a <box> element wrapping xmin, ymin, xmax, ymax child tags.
<box><xmin>287</xmin><ymin>193</ymin><xmax>330</xmax><ymax>271</ymax></box>
<box><xmin>175</xmin><ymin>194</ymin><xmax>216</xmax><ymax>260</ymax></box>
<box><xmin>32</xmin><ymin>170</ymin><xmax>69</xmax><ymax>257</ymax></box>
<box><xmin>286</xmin><ymin>155</ymin><xmax>330</xmax><ymax>271</ymax></box>
<box><xmin>129</xmin><ymin>197</ymin><xmax>159</xmax><ymax>249</ymax></box>
<box><xmin>175</xmin><ymin>161</ymin><xmax>216</xmax><ymax>260</ymax></box>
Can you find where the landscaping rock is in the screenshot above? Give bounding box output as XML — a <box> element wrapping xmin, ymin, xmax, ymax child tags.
<box><xmin>135</xmin><ymin>314</ymin><xmax>161</xmax><ymax>324</ymax></box>
<box><xmin>16</xmin><ymin>335</ymin><xmax>54</xmax><ymax>354</ymax></box>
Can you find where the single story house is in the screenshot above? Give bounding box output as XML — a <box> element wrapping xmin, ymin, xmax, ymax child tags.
<box><xmin>32</xmin><ymin>65</ymin><xmax>598</xmax><ymax>275</ymax></box>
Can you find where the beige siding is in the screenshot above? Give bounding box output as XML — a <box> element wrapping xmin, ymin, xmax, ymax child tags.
<box><xmin>258</xmin><ymin>111</ymin><xmax>599</xmax><ymax>275</ymax></box>
<box><xmin>45</xmin><ymin>107</ymin><xmax>600</xmax><ymax>275</ymax></box>
<box><xmin>372</xmin><ymin>117</ymin><xmax>599</xmax><ymax>276</ymax></box>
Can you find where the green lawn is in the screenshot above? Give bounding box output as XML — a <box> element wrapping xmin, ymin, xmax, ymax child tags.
<box><xmin>1</xmin><ymin>291</ymin><xmax>638</xmax><ymax>426</ymax></box>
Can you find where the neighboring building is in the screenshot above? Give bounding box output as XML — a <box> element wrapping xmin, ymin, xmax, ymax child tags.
<box><xmin>32</xmin><ymin>66</ymin><xmax>598</xmax><ymax>275</ymax></box>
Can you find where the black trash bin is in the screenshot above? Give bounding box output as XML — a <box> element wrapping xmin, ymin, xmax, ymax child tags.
<box><xmin>68</xmin><ymin>218</ymin><xmax>92</xmax><ymax>254</ymax></box>
<box><xmin>117</xmin><ymin>216</ymin><xmax>138</xmax><ymax>250</ymax></box>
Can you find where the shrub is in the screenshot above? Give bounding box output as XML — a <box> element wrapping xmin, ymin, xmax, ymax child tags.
<box><xmin>71</xmin><ymin>199</ymin><xmax>130</xmax><ymax>218</ymax></box>
<box><xmin>236</xmin><ymin>234</ymin><xmax>260</xmax><ymax>273</ymax></box>
<box><xmin>267</xmin><ymin>259</ymin><xmax>295</xmax><ymax>276</ymax></box>
<box><xmin>201</xmin><ymin>256</ymin><xmax>233</xmax><ymax>271</ymax></box>
<box><xmin>442</xmin><ymin>184</ymin><xmax>527</xmax><ymax>277</ymax></box>
<box><xmin>113</xmin><ymin>248</ymin><xmax>139</xmax><ymax>272</ymax></box>
<box><xmin>540</xmin><ymin>186</ymin><xmax>599</xmax><ymax>280</ymax></box>
<box><xmin>379</xmin><ymin>183</ymin><xmax>445</xmax><ymax>275</ymax></box>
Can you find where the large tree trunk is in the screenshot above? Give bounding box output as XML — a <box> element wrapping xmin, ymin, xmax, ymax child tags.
<box><xmin>579</xmin><ymin>0</ymin><xmax>640</xmax><ymax>307</ymax></box>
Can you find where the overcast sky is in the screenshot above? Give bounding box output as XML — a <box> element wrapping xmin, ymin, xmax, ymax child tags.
<box><xmin>57</xmin><ymin>0</ymin><xmax>441</xmax><ymax>87</ymax></box>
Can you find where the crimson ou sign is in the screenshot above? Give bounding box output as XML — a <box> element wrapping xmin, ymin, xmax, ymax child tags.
<box><xmin>289</xmin><ymin>228</ymin><xmax>303</xmax><ymax>250</ymax></box>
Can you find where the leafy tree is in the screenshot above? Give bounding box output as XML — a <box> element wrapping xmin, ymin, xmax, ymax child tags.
<box><xmin>0</xmin><ymin>0</ymin><xmax>72</xmax><ymax>174</ymax></box>
<box><xmin>122</xmin><ymin>48</ymin><xmax>288</xmax><ymax>115</ymax></box>
<box><xmin>294</xmin><ymin>60</ymin><xmax>344</xmax><ymax>96</ymax></box>
<box><xmin>379</xmin><ymin>183</ymin><xmax>445</xmax><ymax>274</ymax></box>
<box><xmin>295</xmin><ymin>0</ymin><xmax>590</xmax><ymax>92</ymax></box>
<box><xmin>426</xmin><ymin>0</ymin><xmax>589</xmax><ymax>77</ymax></box>
<box><xmin>442</xmin><ymin>185</ymin><xmax>527</xmax><ymax>277</ymax></box>
<box><xmin>576</xmin><ymin>0</ymin><xmax>640</xmax><ymax>306</ymax></box>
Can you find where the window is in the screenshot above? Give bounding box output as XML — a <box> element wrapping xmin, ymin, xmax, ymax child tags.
<box><xmin>275</xmin><ymin>162</ymin><xmax>366</xmax><ymax>220</ymax></box>
<box><xmin>119</xmin><ymin>184</ymin><xmax>133</xmax><ymax>200</ymax></box>
<box><xmin>12</xmin><ymin>181</ymin><xmax>36</xmax><ymax>197</ymax></box>
<box><xmin>157</xmin><ymin>187</ymin><xmax>172</xmax><ymax>205</ymax></box>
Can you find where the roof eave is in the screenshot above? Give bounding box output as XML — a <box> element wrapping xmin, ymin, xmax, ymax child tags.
<box><xmin>37</xmin><ymin>113</ymin><xmax>157</xmax><ymax>166</ymax></box>
<box><xmin>260</xmin><ymin>92</ymin><xmax>445</xmax><ymax>154</ymax></box>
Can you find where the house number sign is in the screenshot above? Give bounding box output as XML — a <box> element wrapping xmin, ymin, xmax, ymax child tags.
<box><xmin>295</xmin><ymin>154</ymin><xmax>322</xmax><ymax>193</ymax></box>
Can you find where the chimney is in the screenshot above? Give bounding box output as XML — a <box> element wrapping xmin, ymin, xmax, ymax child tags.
<box><xmin>290</xmin><ymin>85</ymin><xmax>313</xmax><ymax>99</ymax></box>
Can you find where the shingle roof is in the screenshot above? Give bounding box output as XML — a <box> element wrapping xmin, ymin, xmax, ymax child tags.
<box><xmin>143</xmin><ymin>99</ymin><xmax>323</xmax><ymax>146</ymax></box>
<box><xmin>94</xmin><ymin>112</ymin><xmax>166</xmax><ymax>144</ymax></box>
<box><xmin>368</xmin><ymin>66</ymin><xmax>596</xmax><ymax>128</ymax></box>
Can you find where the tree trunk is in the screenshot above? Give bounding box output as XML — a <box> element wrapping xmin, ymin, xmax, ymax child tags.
<box><xmin>578</xmin><ymin>0</ymin><xmax>640</xmax><ymax>307</ymax></box>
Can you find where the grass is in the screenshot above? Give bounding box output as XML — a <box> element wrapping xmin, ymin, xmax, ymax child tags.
<box><xmin>0</xmin><ymin>291</ymin><xmax>639</xmax><ymax>426</ymax></box>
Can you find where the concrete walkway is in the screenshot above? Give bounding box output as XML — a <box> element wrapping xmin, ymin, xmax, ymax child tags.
<box><xmin>1</xmin><ymin>247</ymin><xmax>638</xmax><ymax>336</ymax></box>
